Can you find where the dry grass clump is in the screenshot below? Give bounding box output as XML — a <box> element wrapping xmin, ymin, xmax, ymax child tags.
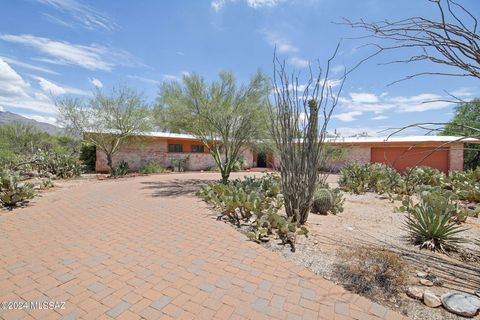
<box><xmin>334</xmin><ymin>247</ymin><xmax>408</xmax><ymax>300</ymax></box>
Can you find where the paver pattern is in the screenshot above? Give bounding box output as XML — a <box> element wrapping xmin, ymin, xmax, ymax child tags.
<box><xmin>0</xmin><ymin>172</ymin><xmax>405</xmax><ymax>319</ymax></box>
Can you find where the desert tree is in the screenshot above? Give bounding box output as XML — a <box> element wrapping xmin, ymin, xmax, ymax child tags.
<box><xmin>270</xmin><ymin>45</ymin><xmax>346</xmax><ymax>225</ymax></box>
<box><xmin>56</xmin><ymin>86</ymin><xmax>153</xmax><ymax>175</ymax></box>
<box><xmin>157</xmin><ymin>71</ymin><xmax>270</xmax><ymax>183</ymax></box>
<box><xmin>343</xmin><ymin>0</ymin><xmax>480</xmax><ymax>85</ymax></box>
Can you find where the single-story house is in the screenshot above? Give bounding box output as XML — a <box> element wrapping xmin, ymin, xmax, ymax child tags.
<box><xmin>95</xmin><ymin>132</ymin><xmax>479</xmax><ymax>173</ymax></box>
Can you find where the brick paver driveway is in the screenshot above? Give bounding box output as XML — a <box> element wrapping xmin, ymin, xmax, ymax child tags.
<box><xmin>1</xmin><ymin>172</ymin><xmax>404</xmax><ymax>320</ymax></box>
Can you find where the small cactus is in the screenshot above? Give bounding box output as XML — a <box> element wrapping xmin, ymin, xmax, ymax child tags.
<box><xmin>312</xmin><ymin>188</ymin><xmax>333</xmax><ymax>215</ymax></box>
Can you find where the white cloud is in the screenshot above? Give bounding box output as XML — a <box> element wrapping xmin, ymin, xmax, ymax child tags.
<box><xmin>34</xmin><ymin>76</ymin><xmax>90</xmax><ymax>96</ymax></box>
<box><xmin>261</xmin><ymin>30</ymin><xmax>298</xmax><ymax>54</ymax></box>
<box><xmin>333</xmin><ymin>126</ymin><xmax>384</xmax><ymax>137</ymax></box>
<box><xmin>349</xmin><ymin>92</ymin><xmax>379</xmax><ymax>103</ymax></box>
<box><xmin>0</xmin><ymin>106</ymin><xmax>4</xmax><ymax>112</ymax></box>
<box><xmin>0</xmin><ymin>56</ymin><xmax>59</xmax><ymax>75</ymax></box>
<box><xmin>212</xmin><ymin>0</ymin><xmax>284</xmax><ymax>11</ymax></box>
<box><xmin>128</xmin><ymin>75</ymin><xmax>160</xmax><ymax>85</ymax></box>
<box><xmin>288</xmin><ymin>57</ymin><xmax>309</xmax><ymax>68</ymax></box>
<box><xmin>0</xmin><ymin>34</ymin><xmax>140</xmax><ymax>71</ymax></box>
<box><xmin>34</xmin><ymin>0</ymin><xmax>117</xmax><ymax>31</ymax></box>
<box><xmin>333</xmin><ymin>111</ymin><xmax>362</xmax><ymax>122</ymax></box>
<box><xmin>339</xmin><ymin>91</ymin><xmax>455</xmax><ymax>114</ymax></box>
<box><xmin>246</xmin><ymin>0</ymin><xmax>285</xmax><ymax>8</ymax></box>
<box><xmin>89</xmin><ymin>77</ymin><xmax>103</xmax><ymax>88</ymax></box>
<box><xmin>0</xmin><ymin>58</ymin><xmax>30</xmax><ymax>98</ymax></box>
<box><xmin>372</xmin><ymin>115</ymin><xmax>388</xmax><ymax>120</ymax></box>
<box><xmin>211</xmin><ymin>0</ymin><xmax>225</xmax><ymax>11</ymax></box>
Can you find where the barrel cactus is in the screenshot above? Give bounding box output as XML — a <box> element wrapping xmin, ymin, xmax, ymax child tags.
<box><xmin>312</xmin><ymin>188</ymin><xmax>334</xmax><ymax>215</ymax></box>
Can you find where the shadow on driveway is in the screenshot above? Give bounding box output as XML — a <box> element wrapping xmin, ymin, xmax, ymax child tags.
<box><xmin>141</xmin><ymin>178</ymin><xmax>214</xmax><ymax>197</ymax></box>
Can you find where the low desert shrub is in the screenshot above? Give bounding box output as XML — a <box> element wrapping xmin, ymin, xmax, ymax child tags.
<box><xmin>171</xmin><ymin>156</ymin><xmax>189</xmax><ymax>172</ymax></box>
<box><xmin>140</xmin><ymin>162</ymin><xmax>166</xmax><ymax>174</ymax></box>
<box><xmin>404</xmin><ymin>202</ymin><xmax>467</xmax><ymax>252</ymax></box>
<box><xmin>405</xmin><ymin>166</ymin><xmax>446</xmax><ymax>188</ymax></box>
<box><xmin>114</xmin><ymin>160</ymin><xmax>129</xmax><ymax>176</ymax></box>
<box><xmin>445</xmin><ymin>168</ymin><xmax>480</xmax><ymax>202</ymax></box>
<box><xmin>0</xmin><ymin>171</ymin><xmax>35</xmax><ymax>207</ymax></box>
<box><xmin>335</xmin><ymin>247</ymin><xmax>407</xmax><ymax>300</ymax></box>
<box><xmin>198</xmin><ymin>174</ymin><xmax>308</xmax><ymax>251</ymax></box>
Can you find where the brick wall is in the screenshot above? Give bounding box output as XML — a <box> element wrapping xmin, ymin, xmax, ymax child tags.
<box><xmin>449</xmin><ymin>144</ymin><xmax>464</xmax><ymax>171</ymax></box>
<box><xmin>95</xmin><ymin>137</ymin><xmax>255</xmax><ymax>173</ymax></box>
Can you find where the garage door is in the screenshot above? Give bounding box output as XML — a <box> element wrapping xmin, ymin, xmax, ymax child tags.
<box><xmin>371</xmin><ymin>147</ymin><xmax>449</xmax><ymax>173</ymax></box>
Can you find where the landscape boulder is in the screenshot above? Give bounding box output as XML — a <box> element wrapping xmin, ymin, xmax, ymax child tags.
<box><xmin>441</xmin><ymin>292</ymin><xmax>480</xmax><ymax>318</ymax></box>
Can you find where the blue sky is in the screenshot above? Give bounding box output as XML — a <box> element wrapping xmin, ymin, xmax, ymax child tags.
<box><xmin>0</xmin><ymin>0</ymin><xmax>478</xmax><ymax>136</ymax></box>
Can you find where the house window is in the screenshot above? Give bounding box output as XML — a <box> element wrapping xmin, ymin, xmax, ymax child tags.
<box><xmin>168</xmin><ymin>144</ymin><xmax>183</xmax><ymax>153</ymax></box>
<box><xmin>191</xmin><ymin>145</ymin><xmax>204</xmax><ymax>153</ymax></box>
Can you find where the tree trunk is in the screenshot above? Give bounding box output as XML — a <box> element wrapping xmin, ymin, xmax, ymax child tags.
<box><xmin>221</xmin><ymin>169</ymin><xmax>230</xmax><ymax>184</ymax></box>
<box><xmin>106</xmin><ymin>153</ymin><xmax>115</xmax><ymax>176</ymax></box>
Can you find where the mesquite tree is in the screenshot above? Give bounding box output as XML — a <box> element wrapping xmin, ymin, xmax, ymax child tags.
<box><xmin>270</xmin><ymin>46</ymin><xmax>346</xmax><ymax>225</ymax></box>
<box><xmin>56</xmin><ymin>86</ymin><xmax>153</xmax><ymax>175</ymax></box>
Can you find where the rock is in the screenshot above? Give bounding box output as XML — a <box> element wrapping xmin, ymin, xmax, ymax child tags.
<box><xmin>423</xmin><ymin>290</ymin><xmax>442</xmax><ymax>308</ymax></box>
<box><xmin>420</xmin><ymin>279</ymin><xmax>434</xmax><ymax>286</ymax></box>
<box><xmin>313</xmin><ymin>240</ymin><xmax>318</xmax><ymax>245</ymax></box>
<box><xmin>406</xmin><ymin>287</ymin><xmax>424</xmax><ymax>300</ymax></box>
<box><xmin>416</xmin><ymin>271</ymin><xmax>428</xmax><ymax>278</ymax></box>
<box><xmin>433</xmin><ymin>278</ymin><xmax>444</xmax><ymax>287</ymax></box>
<box><xmin>441</xmin><ymin>292</ymin><xmax>480</xmax><ymax>318</ymax></box>
<box><xmin>475</xmin><ymin>290</ymin><xmax>480</xmax><ymax>298</ymax></box>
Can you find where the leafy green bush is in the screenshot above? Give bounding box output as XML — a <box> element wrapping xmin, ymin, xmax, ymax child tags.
<box><xmin>114</xmin><ymin>160</ymin><xmax>129</xmax><ymax>176</ymax></box>
<box><xmin>0</xmin><ymin>171</ymin><xmax>35</xmax><ymax>207</ymax></box>
<box><xmin>140</xmin><ymin>162</ymin><xmax>166</xmax><ymax>174</ymax></box>
<box><xmin>35</xmin><ymin>151</ymin><xmax>82</xmax><ymax>178</ymax></box>
<box><xmin>405</xmin><ymin>202</ymin><xmax>467</xmax><ymax>252</ymax></box>
<box><xmin>335</xmin><ymin>247</ymin><xmax>407</xmax><ymax>299</ymax></box>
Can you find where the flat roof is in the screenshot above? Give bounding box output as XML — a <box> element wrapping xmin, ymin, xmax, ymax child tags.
<box><xmin>89</xmin><ymin>131</ymin><xmax>480</xmax><ymax>144</ymax></box>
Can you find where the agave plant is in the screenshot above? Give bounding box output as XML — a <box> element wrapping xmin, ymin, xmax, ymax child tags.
<box><xmin>405</xmin><ymin>203</ymin><xmax>467</xmax><ymax>252</ymax></box>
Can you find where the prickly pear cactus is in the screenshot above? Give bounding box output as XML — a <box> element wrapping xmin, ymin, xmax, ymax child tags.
<box><xmin>312</xmin><ymin>188</ymin><xmax>333</xmax><ymax>215</ymax></box>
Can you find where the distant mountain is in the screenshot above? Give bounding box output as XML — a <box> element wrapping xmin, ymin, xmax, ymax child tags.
<box><xmin>0</xmin><ymin>111</ymin><xmax>64</xmax><ymax>135</ymax></box>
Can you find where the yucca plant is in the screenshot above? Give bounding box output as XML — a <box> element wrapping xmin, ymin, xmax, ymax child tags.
<box><xmin>405</xmin><ymin>203</ymin><xmax>467</xmax><ymax>252</ymax></box>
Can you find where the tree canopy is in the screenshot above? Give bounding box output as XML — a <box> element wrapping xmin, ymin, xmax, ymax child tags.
<box><xmin>56</xmin><ymin>85</ymin><xmax>153</xmax><ymax>175</ymax></box>
<box><xmin>157</xmin><ymin>71</ymin><xmax>270</xmax><ymax>183</ymax></box>
<box><xmin>442</xmin><ymin>99</ymin><xmax>480</xmax><ymax>169</ymax></box>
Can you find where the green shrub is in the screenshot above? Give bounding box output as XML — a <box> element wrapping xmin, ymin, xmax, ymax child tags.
<box><xmin>171</xmin><ymin>156</ymin><xmax>189</xmax><ymax>172</ymax></box>
<box><xmin>114</xmin><ymin>160</ymin><xmax>129</xmax><ymax>176</ymax></box>
<box><xmin>335</xmin><ymin>247</ymin><xmax>407</xmax><ymax>299</ymax></box>
<box><xmin>405</xmin><ymin>202</ymin><xmax>467</xmax><ymax>252</ymax></box>
<box><xmin>0</xmin><ymin>171</ymin><xmax>35</xmax><ymax>207</ymax></box>
<box><xmin>140</xmin><ymin>162</ymin><xmax>166</xmax><ymax>174</ymax></box>
<box><xmin>35</xmin><ymin>150</ymin><xmax>82</xmax><ymax>178</ymax></box>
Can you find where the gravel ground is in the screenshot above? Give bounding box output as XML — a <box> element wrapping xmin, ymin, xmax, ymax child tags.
<box><xmin>228</xmin><ymin>174</ymin><xmax>480</xmax><ymax>320</ymax></box>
